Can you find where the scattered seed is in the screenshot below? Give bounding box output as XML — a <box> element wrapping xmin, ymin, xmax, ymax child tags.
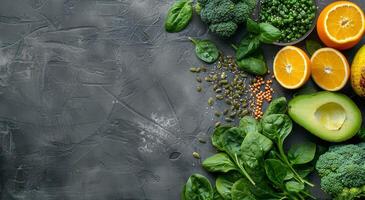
<box><xmin>219</xmin><ymin>80</ymin><xmax>228</xmax><ymax>85</ymax></box>
<box><xmin>215</xmin><ymin>121</ymin><xmax>221</xmax><ymax>127</ymax></box>
<box><xmin>215</xmin><ymin>88</ymin><xmax>222</xmax><ymax>93</ymax></box>
<box><xmin>223</xmin><ymin>109</ymin><xmax>229</xmax><ymax>115</ymax></box>
<box><xmin>198</xmin><ymin>138</ymin><xmax>206</xmax><ymax>143</ymax></box>
<box><xmin>216</xmin><ymin>94</ymin><xmax>224</xmax><ymax>100</ymax></box>
<box><xmin>192</xmin><ymin>152</ymin><xmax>200</xmax><ymax>159</ymax></box>
<box><xmin>224</xmin><ymin>117</ymin><xmax>233</xmax><ymax>122</ymax></box>
<box><xmin>196</xmin><ymin>86</ymin><xmax>202</xmax><ymax>92</ymax></box>
<box><xmin>214</xmin><ymin>111</ymin><xmax>221</xmax><ymax>117</ymax></box>
<box><xmin>208</xmin><ymin>97</ymin><xmax>214</xmax><ymax>106</ymax></box>
<box><xmin>190</xmin><ymin>67</ymin><xmax>197</xmax><ymax>73</ymax></box>
<box><xmin>196</xmin><ymin>77</ymin><xmax>202</xmax><ymax>83</ymax></box>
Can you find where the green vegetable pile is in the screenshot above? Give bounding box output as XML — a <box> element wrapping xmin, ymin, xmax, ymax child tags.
<box><xmin>197</xmin><ymin>0</ymin><xmax>257</xmax><ymax>38</ymax></box>
<box><xmin>182</xmin><ymin>97</ymin><xmax>317</xmax><ymax>200</ymax></box>
<box><xmin>233</xmin><ymin>19</ymin><xmax>281</xmax><ymax>75</ymax></box>
<box><xmin>259</xmin><ymin>0</ymin><xmax>317</xmax><ymax>43</ymax></box>
<box><xmin>316</xmin><ymin>143</ymin><xmax>365</xmax><ymax>200</ymax></box>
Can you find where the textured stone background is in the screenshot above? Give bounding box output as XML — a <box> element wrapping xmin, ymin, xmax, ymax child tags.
<box><xmin>0</xmin><ymin>0</ymin><xmax>364</xmax><ymax>199</ymax></box>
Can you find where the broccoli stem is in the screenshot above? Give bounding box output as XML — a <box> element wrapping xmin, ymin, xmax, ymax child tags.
<box><xmin>277</xmin><ymin>140</ymin><xmax>315</xmax><ymax>187</ymax></box>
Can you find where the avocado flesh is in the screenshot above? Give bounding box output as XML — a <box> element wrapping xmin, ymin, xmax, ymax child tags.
<box><xmin>288</xmin><ymin>92</ymin><xmax>362</xmax><ymax>142</ymax></box>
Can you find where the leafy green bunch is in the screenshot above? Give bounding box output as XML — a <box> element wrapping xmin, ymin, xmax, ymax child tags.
<box><xmin>197</xmin><ymin>0</ymin><xmax>257</xmax><ymax>38</ymax></box>
<box><xmin>182</xmin><ymin>97</ymin><xmax>317</xmax><ymax>200</ymax></box>
<box><xmin>232</xmin><ymin>19</ymin><xmax>281</xmax><ymax>76</ymax></box>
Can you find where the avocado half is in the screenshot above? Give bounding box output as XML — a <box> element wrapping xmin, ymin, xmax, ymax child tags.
<box><xmin>288</xmin><ymin>92</ymin><xmax>362</xmax><ymax>142</ymax></box>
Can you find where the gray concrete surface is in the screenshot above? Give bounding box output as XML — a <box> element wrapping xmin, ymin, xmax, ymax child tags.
<box><xmin>0</xmin><ymin>0</ymin><xmax>364</xmax><ymax>199</ymax></box>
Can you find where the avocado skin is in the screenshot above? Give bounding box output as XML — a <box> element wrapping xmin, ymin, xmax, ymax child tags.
<box><xmin>288</xmin><ymin>91</ymin><xmax>362</xmax><ymax>142</ymax></box>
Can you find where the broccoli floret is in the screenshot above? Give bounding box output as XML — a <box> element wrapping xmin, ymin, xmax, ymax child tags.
<box><xmin>232</xmin><ymin>2</ymin><xmax>250</xmax><ymax>24</ymax></box>
<box><xmin>199</xmin><ymin>0</ymin><xmax>257</xmax><ymax>38</ymax></box>
<box><xmin>200</xmin><ymin>0</ymin><xmax>235</xmax><ymax>24</ymax></box>
<box><xmin>209</xmin><ymin>22</ymin><xmax>237</xmax><ymax>38</ymax></box>
<box><xmin>316</xmin><ymin>143</ymin><xmax>365</xmax><ymax>200</ymax></box>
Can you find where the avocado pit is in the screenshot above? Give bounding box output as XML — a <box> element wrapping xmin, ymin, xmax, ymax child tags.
<box><xmin>315</xmin><ymin>102</ymin><xmax>346</xmax><ymax>131</ymax></box>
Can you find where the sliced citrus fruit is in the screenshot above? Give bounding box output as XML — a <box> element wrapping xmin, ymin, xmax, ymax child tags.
<box><xmin>311</xmin><ymin>48</ymin><xmax>350</xmax><ymax>91</ymax></box>
<box><xmin>317</xmin><ymin>1</ymin><xmax>365</xmax><ymax>50</ymax></box>
<box><xmin>273</xmin><ymin>46</ymin><xmax>311</xmax><ymax>89</ymax></box>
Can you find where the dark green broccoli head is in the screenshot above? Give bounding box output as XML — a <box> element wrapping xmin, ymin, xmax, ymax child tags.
<box><xmin>209</xmin><ymin>21</ymin><xmax>238</xmax><ymax>38</ymax></box>
<box><xmin>316</xmin><ymin>143</ymin><xmax>365</xmax><ymax>200</ymax></box>
<box><xmin>199</xmin><ymin>0</ymin><xmax>257</xmax><ymax>38</ymax></box>
<box><xmin>200</xmin><ymin>0</ymin><xmax>235</xmax><ymax>24</ymax></box>
<box><xmin>232</xmin><ymin>2</ymin><xmax>250</xmax><ymax>24</ymax></box>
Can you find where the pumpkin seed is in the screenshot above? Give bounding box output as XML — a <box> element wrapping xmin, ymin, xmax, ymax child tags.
<box><xmin>215</xmin><ymin>121</ymin><xmax>221</xmax><ymax>127</ymax></box>
<box><xmin>208</xmin><ymin>97</ymin><xmax>214</xmax><ymax>106</ymax></box>
<box><xmin>196</xmin><ymin>77</ymin><xmax>202</xmax><ymax>82</ymax></box>
<box><xmin>216</xmin><ymin>94</ymin><xmax>224</xmax><ymax>100</ymax></box>
<box><xmin>192</xmin><ymin>152</ymin><xmax>200</xmax><ymax>159</ymax></box>
<box><xmin>214</xmin><ymin>111</ymin><xmax>221</xmax><ymax>117</ymax></box>
<box><xmin>196</xmin><ymin>86</ymin><xmax>202</xmax><ymax>92</ymax></box>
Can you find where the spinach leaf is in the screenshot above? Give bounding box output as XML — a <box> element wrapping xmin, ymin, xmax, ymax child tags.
<box><xmin>181</xmin><ymin>184</ymin><xmax>187</xmax><ymax>200</ymax></box>
<box><xmin>165</xmin><ymin>0</ymin><xmax>193</xmax><ymax>32</ymax></box>
<box><xmin>288</xmin><ymin>142</ymin><xmax>316</xmax><ymax>165</ymax></box>
<box><xmin>236</xmin><ymin>55</ymin><xmax>267</xmax><ymax>76</ymax></box>
<box><xmin>189</xmin><ymin>37</ymin><xmax>219</xmax><ymax>63</ymax></box>
<box><xmin>296</xmin><ymin>167</ymin><xmax>314</xmax><ymax>178</ymax></box>
<box><xmin>235</xmin><ymin>37</ymin><xmax>260</xmax><ymax>61</ymax></box>
<box><xmin>216</xmin><ymin>172</ymin><xmax>241</xmax><ymax>200</ymax></box>
<box><xmin>240</xmin><ymin>132</ymin><xmax>273</xmax><ymax>168</ymax></box>
<box><xmin>213</xmin><ymin>187</ymin><xmax>224</xmax><ymax>200</ymax></box>
<box><xmin>220</xmin><ymin>128</ymin><xmax>245</xmax><ymax>157</ymax></box>
<box><xmin>246</xmin><ymin>18</ymin><xmax>260</xmax><ymax>34</ymax></box>
<box><xmin>202</xmin><ymin>153</ymin><xmax>237</xmax><ymax>173</ymax></box>
<box><xmin>231</xmin><ymin>179</ymin><xmax>255</xmax><ymax>200</ymax></box>
<box><xmin>258</xmin><ymin>23</ymin><xmax>281</xmax><ymax>44</ymax></box>
<box><xmin>239</xmin><ymin>116</ymin><xmax>261</xmax><ymax>135</ymax></box>
<box><xmin>212</xmin><ymin>125</ymin><xmax>232</xmax><ymax>151</ymax></box>
<box><xmin>165</xmin><ymin>0</ymin><xmax>193</xmax><ymax>33</ymax></box>
<box><xmin>305</xmin><ymin>40</ymin><xmax>322</xmax><ymax>56</ymax></box>
<box><xmin>263</xmin><ymin>97</ymin><xmax>287</xmax><ymax>118</ymax></box>
<box><xmin>264</xmin><ymin>159</ymin><xmax>289</xmax><ymax>187</ymax></box>
<box><xmin>285</xmin><ymin>180</ymin><xmax>305</xmax><ymax>193</ymax></box>
<box><xmin>261</xmin><ymin>114</ymin><xmax>292</xmax><ymax>141</ymax></box>
<box><xmin>185</xmin><ymin>174</ymin><xmax>213</xmax><ymax>200</ymax></box>
<box><xmin>220</xmin><ymin>128</ymin><xmax>256</xmax><ymax>186</ymax></box>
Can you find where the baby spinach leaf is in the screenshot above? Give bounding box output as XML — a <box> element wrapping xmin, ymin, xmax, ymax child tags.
<box><xmin>285</xmin><ymin>180</ymin><xmax>305</xmax><ymax>193</ymax></box>
<box><xmin>181</xmin><ymin>184</ymin><xmax>187</xmax><ymax>200</ymax></box>
<box><xmin>296</xmin><ymin>167</ymin><xmax>314</xmax><ymax>178</ymax></box>
<box><xmin>216</xmin><ymin>172</ymin><xmax>241</xmax><ymax>200</ymax></box>
<box><xmin>213</xmin><ymin>187</ymin><xmax>224</xmax><ymax>200</ymax></box>
<box><xmin>212</xmin><ymin>125</ymin><xmax>232</xmax><ymax>151</ymax></box>
<box><xmin>189</xmin><ymin>37</ymin><xmax>219</xmax><ymax>63</ymax></box>
<box><xmin>231</xmin><ymin>179</ymin><xmax>255</xmax><ymax>200</ymax></box>
<box><xmin>288</xmin><ymin>142</ymin><xmax>316</xmax><ymax>165</ymax></box>
<box><xmin>239</xmin><ymin>116</ymin><xmax>261</xmax><ymax>135</ymax></box>
<box><xmin>305</xmin><ymin>40</ymin><xmax>322</xmax><ymax>56</ymax></box>
<box><xmin>236</xmin><ymin>56</ymin><xmax>267</xmax><ymax>76</ymax></box>
<box><xmin>202</xmin><ymin>153</ymin><xmax>238</xmax><ymax>173</ymax></box>
<box><xmin>258</xmin><ymin>23</ymin><xmax>281</xmax><ymax>44</ymax></box>
<box><xmin>185</xmin><ymin>174</ymin><xmax>213</xmax><ymax>200</ymax></box>
<box><xmin>263</xmin><ymin>97</ymin><xmax>287</xmax><ymax>118</ymax></box>
<box><xmin>261</xmin><ymin>114</ymin><xmax>292</xmax><ymax>141</ymax></box>
<box><xmin>220</xmin><ymin>127</ymin><xmax>245</xmax><ymax>157</ymax></box>
<box><xmin>240</xmin><ymin>132</ymin><xmax>273</xmax><ymax>168</ymax></box>
<box><xmin>235</xmin><ymin>37</ymin><xmax>260</xmax><ymax>61</ymax></box>
<box><xmin>264</xmin><ymin>159</ymin><xmax>289</xmax><ymax>187</ymax></box>
<box><xmin>246</xmin><ymin>18</ymin><xmax>260</xmax><ymax>34</ymax></box>
<box><xmin>165</xmin><ymin>0</ymin><xmax>193</xmax><ymax>32</ymax></box>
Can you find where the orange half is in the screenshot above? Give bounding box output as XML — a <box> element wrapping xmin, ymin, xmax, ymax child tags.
<box><xmin>273</xmin><ymin>46</ymin><xmax>311</xmax><ymax>89</ymax></box>
<box><xmin>317</xmin><ymin>1</ymin><xmax>365</xmax><ymax>50</ymax></box>
<box><xmin>311</xmin><ymin>48</ymin><xmax>350</xmax><ymax>91</ymax></box>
